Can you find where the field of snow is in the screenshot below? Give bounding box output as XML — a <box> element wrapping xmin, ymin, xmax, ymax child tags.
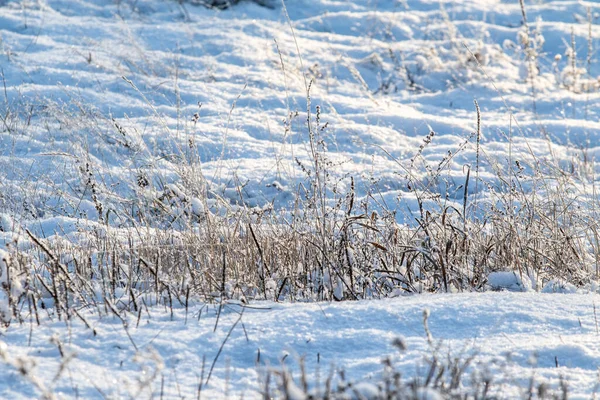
<box><xmin>1</xmin><ymin>293</ymin><xmax>600</xmax><ymax>398</ymax></box>
<box><xmin>2</xmin><ymin>0</ymin><xmax>600</xmax><ymax>397</ymax></box>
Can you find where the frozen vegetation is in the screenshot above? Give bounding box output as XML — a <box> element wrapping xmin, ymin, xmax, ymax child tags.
<box><xmin>1</xmin><ymin>0</ymin><xmax>600</xmax><ymax>397</ymax></box>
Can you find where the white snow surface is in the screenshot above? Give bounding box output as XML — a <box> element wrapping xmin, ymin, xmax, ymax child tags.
<box><xmin>2</xmin><ymin>0</ymin><xmax>600</xmax><ymax>398</ymax></box>
<box><xmin>1</xmin><ymin>293</ymin><xmax>600</xmax><ymax>398</ymax></box>
<box><xmin>1</xmin><ymin>0</ymin><xmax>600</xmax><ymax>238</ymax></box>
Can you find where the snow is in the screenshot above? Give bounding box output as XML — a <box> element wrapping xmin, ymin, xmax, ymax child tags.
<box><xmin>488</xmin><ymin>271</ymin><xmax>533</xmax><ymax>292</ymax></box>
<box><xmin>2</xmin><ymin>0</ymin><xmax>600</xmax><ymax>237</ymax></box>
<box><xmin>0</xmin><ymin>293</ymin><xmax>599</xmax><ymax>398</ymax></box>
<box><xmin>2</xmin><ymin>0</ymin><xmax>600</xmax><ymax>397</ymax></box>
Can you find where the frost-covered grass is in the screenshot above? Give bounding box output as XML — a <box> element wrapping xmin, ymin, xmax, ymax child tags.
<box><xmin>1</xmin><ymin>0</ymin><xmax>600</xmax><ymax>397</ymax></box>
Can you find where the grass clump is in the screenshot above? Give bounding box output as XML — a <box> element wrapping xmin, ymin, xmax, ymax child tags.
<box><xmin>0</xmin><ymin>0</ymin><xmax>599</xmax><ymax>327</ymax></box>
<box><xmin>0</xmin><ymin>89</ymin><xmax>597</xmax><ymax>329</ymax></box>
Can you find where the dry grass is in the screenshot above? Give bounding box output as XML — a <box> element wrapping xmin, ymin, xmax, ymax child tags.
<box><xmin>0</xmin><ymin>0</ymin><xmax>598</xmax><ymax>325</ymax></box>
<box><xmin>0</xmin><ymin>93</ymin><xmax>597</xmax><ymax>329</ymax></box>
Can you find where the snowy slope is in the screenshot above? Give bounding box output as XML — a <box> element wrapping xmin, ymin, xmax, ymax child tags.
<box><xmin>2</xmin><ymin>0</ymin><xmax>600</xmax><ymax>398</ymax></box>
<box><xmin>1</xmin><ymin>0</ymin><xmax>600</xmax><ymax>238</ymax></box>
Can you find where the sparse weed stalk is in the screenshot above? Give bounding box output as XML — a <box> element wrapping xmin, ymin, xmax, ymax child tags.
<box><xmin>518</xmin><ymin>0</ymin><xmax>543</xmax><ymax>113</ymax></box>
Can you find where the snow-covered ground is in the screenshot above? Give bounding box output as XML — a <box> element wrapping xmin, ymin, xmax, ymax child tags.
<box><xmin>1</xmin><ymin>293</ymin><xmax>600</xmax><ymax>399</ymax></box>
<box><xmin>1</xmin><ymin>0</ymin><xmax>600</xmax><ymax>235</ymax></box>
<box><xmin>2</xmin><ymin>0</ymin><xmax>600</xmax><ymax>397</ymax></box>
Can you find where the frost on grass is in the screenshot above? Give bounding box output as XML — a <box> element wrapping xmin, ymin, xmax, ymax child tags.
<box><xmin>0</xmin><ymin>0</ymin><xmax>598</xmax><ymax>311</ymax></box>
<box><xmin>0</xmin><ymin>0</ymin><xmax>599</xmax><ymax>300</ymax></box>
<box><xmin>1</xmin><ymin>0</ymin><xmax>600</xmax><ymax>397</ymax></box>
